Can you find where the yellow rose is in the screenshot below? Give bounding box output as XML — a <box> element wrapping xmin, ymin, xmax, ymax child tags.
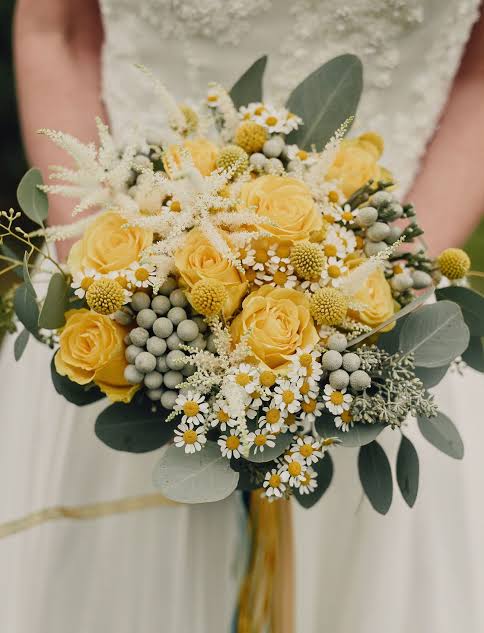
<box><xmin>325</xmin><ymin>132</ymin><xmax>391</xmax><ymax>198</ymax></box>
<box><xmin>231</xmin><ymin>286</ymin><xmax>319</xmax><ymax>372</ymax></box>
<box><xmin>174</xmin><ymin>228</ymin><xmax>247</xmax><ymax>318</ymax></box>
<box><xmin>54</xmin><ymin>309</ymin><xmax>138</xmax><ymax>403</ymax></box>
<box><xmin>67</xmin><ymin>211</ymin><xmax>153</xmax><ymax>275</ymax></box>
<box><xmin>163</xmin><ymin>137</ymin><xmax>219</xmax><ymax>177</ymax></box>
<box><xmin>239</xmin><ymin>175</ymin><xmax>322</xmax><ymax>243</ymax></box>
<box><xmin>349</xmin><ymin>259</ymin><xmax>395</xmax><ymax>330</ymax></box>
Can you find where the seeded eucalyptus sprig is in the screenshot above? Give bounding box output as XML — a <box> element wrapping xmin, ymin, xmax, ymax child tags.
<box><xmin>344</xmin><ymin>179</ymin><xmax>394</xmax><ymax>210</ymax></box>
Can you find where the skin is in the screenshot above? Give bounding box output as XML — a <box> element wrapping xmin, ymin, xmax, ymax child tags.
<box><xmin>14</xmin><ymin>1</ymin><xmax>484</xmax><ymax>258</ymax></box>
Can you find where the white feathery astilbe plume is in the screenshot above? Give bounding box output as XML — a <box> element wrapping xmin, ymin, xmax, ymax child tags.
<box><xmin>38</xmin><ymin>118</ymin><xmax>138</xmax><ymax>216</ymax></box>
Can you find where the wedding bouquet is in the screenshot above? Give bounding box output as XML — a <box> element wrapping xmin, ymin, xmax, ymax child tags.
<box><xmin>3</xmin><ymin>54</ymin><xmax>483</xmax><ymax>513</ymax></box>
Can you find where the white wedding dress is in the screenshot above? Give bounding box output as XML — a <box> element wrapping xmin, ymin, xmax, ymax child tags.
<box><xmin>1</xmin><ymin>1</ymin><xmax>484</xmax><ymax>632</ymax></box>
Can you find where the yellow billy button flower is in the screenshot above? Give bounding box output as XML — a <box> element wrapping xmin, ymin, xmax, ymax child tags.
<box><xmin>190</xmin><ymin>278</ymin><xmax>228</xmax><ymax>317</ymax></box>
<box><xmin>86</xmin><ymin>278</ymin><xmax>126</xmax><ymax>315</ymax></box>
<box><xmin>290</xmin><ymin>242</ymin><xmax>326</xmax><ymax>281</ymax></box>
<box><xmin>310</xmin><ymin>287</ymin><xmax>348</xmax><ymax>326</ymax></box>
<box><xmin>234</xmin><ymin>121</ymin><xmax>268</xmax><ymax>153</ymax></box>
<box><xmin>437</xmin><ymin>248</ymin><xmax>471</xmax><ymax>280</ymax></box>
<box><xmin>216</xmin><ymin>145</ymin><xmax>249</xmax><ymax>179</ymax></box>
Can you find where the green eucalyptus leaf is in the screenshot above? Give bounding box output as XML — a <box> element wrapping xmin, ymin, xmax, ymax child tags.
<box><xmin>417</xmin><ymin>411</ymin><xmax>464</xmax><ymax>459</ymax></box>
<box><xmin>95</xmin><ymin>401</ymin><xmax>172</xmax><ymax>453</ymax></box>
<box><xmin>399</xmin><ymin>300</ymin><xmax>470</xmax><ymax>367</ymax></box>
<box><xmin>229</xmin><ymin>55</ymin><xmax>267</xmax><ymax>108</ymax></box>
<box><xmin>38</xmin><ymin>272</ymin><xmax>68</xmax><ymax>329</ymax></box>
<box><xmin>285</xmin><ymin>54</ymin><xmax>363</xmax><ymax>150</ymax></box>
<box><xmin>0</xmin><ymin>242</ymin><xmax>23</xmax><ymax>279</ymax></box>
<box><xmin>462</xmin><ymin>336</ymin><xmax>484</xmax><ymax>372</ymax></box>
<box><xmin>17</xmin><ymin>167</ymin><xmax>48</xmax><ymax>226</ymax></box>
<box><xmin>358</xmin><ymin>440</ymin><xmax>393</xmax><ymax>515</ymax></box>
<box><xmin>22</xmin><ymin>252</ymin><xmax>36</xmax><ymax>297</ymax></box>
<box><xmin>51</xmin><ymin>355</ymin><xmax>104</xmax><ymax>406</ymax></box>
<box><xmin>153</xmin><ymin>441</ymin><xmax>239</xmax><ymax>504</ymax></box>
<box><xmin>243</xmin><ymin>430</ymin><xmax>292</xmax><ymax>463</ymax></box>
<box><xmin>14</xmin><ymin>282</ymin><xmax>39</xmax><ymax>335</ymax></box>
<box><xmin>436</xmin><ymin>286</ymin><xmax>484</xmax><ymax>337</ymax></box>
<box><xmin>414</xmin><ymin>364</ymin><xmax>449</xmax><ymax>388</ymax></box>
<box><xmin>294</xmin><ymin>452</ymin><xmax>333</xmax><ymax>509</ymax></box>
<box><xmin>396</xmin><ymin>435</ymin><xmax>419</xmax><ymax>507</ymax></box>
<box><xmin>316</xmin><ymin>413</ymin><xmax>385</xmax><ymax>447</ymax></box>
<box><xmin>13</xmin><ymin>328</ymin><xmax>30</xmax><ymax>361</ymax></box>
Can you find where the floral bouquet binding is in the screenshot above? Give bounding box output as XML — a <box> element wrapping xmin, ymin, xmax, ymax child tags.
<box><xmin>3</xmin><ymin>54</ymin><xmax>484</xmax><ymax>513</ymax></box>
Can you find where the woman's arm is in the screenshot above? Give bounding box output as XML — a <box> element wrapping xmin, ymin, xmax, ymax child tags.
<box><xmin>408</xmin><ymin>9</ymin><xmax>484</xmax><ymax>255</ymax></box>
<box><xmin>14</xmin><ymin>0</ymin><xmax>106</xmax><ymax>260</ymax></box>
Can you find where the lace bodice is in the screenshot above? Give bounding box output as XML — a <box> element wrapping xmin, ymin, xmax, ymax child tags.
<box><xmin>99</xmin><ymin>0</ymin><xmax>480</xmax><ymax>192</ymax></box>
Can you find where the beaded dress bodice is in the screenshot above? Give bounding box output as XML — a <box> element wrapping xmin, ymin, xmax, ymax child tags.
<box><xmin>99</xmin><ymin>0</ymin><xmax>480</xmax><ymax>192</ymax></box>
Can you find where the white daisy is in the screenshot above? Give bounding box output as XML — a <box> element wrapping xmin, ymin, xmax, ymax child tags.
<box><xmin>292</xmin><ymin>436</ymin><xmax>324</xmax><ymax>465</ymax></box>
<box><xmin>339</xmin><ymin>204</ymin><xmax>357</xmax><ymax>225</ymax></box>
<box><xmin>322</xmin><ymin>204</ymin><xmax>343</xmax><ymax>225</ymax></box>
<box><xmin>280</xmin><ymin>453</ymin><xmax>307</xmax><ymax>488</ymax></box>
<box><xmin>206</xmin><ymin>87</ymin><xmax>221</xmax><ymax>108</ymax></box>
<box><xmin>239</xmin><ymin>102</ymin><xmax>266</xmax><ymax>120</ymax></box>
<box><xmin>298</xmin><ymin>468</ymin><xmax>318</xmax><ymax>495</ymax></box>
<box><xmin>322</xmin><ymin>228</ymin><xmax>347</xmax><ymax>259</ymax></box>
<box><xmin>285</xmin><ymin>145</ymin><xmax>318</xmax><ymax>166</ymax></box>
<box><xmin>246</xmin><ymin>389</ymin><xmax>267</xmax><ymax>420</ymax></box>
<box><xmin>259</xmin><ymin>401</ymin><xmax>287</xmax><ymax>433</ymax></box>
<box><xmin>262</xmin><ymin>468</ymin><xmax>287</xmax><ymax>499</ymax></box>
<box><xmin>210</xmin><ymin>399</ymin><xmax>237</xmax><ymax>431</ymax></box>
<box><xmin>218</xmin><ymin>429</ymin><xmax>242</xmax><ymax>459</ymax></box>
<box><xmin>230</xmin><ymin>363</ymin><xmax>259</xmax><ymax>394</ymax></box>
<box><xmin>255</xmin><ymin>263</ymin><xmax>297</xmax><ymax>289</ymax></box>
<box><xmin>247</xmin><ymin>428</ymin><xmax>276</xmax><ymax>454</ymax></box>
<box><xmin>288</xmin><ymin>348</ymin><xmax>322</xmax><ymax>382</ymax></box>
<box><xmin>174</xmin><ymin>391</ymin><xmax>209</xmax><ymax>426</ymax></box>
<box><xmin>323</xmin><ymin>384</ymin><xmax>353</xmax><ymax>415</ymax></box>
<box><xmin>334</xmin><ymin>410</ymin><xmax>354</xmax><ymax>432</ymax></box>
<box><xmin>127</xmin><ymin>261</ymin><xmax>156</xmax><ymax>288</ymax></box>
<box><xmin>267</xmin><ymin>242</ymin><xmax>291</xmax><ymax>266</ymax></box>
<box><xmin>335</xmin><ymin>225</ymin><xmax>357</xmax><ymax>254</ymax></box>
<box><xmin>70</xmin><ymin>269</ymin><xmax>99</xmax><ymax>299</ymax></box>
<box><xmin>242</xmin><ymin>247</ymin><xmax>268</xmax><ymax>272</ymax></box>
<box><xmin>174</xmin><ymin>422</ymin><xmax>207</xmax><ymax>454</ymax></box>
<box><xmin>300</xmin><ymin>397</ymin><xmax>324</xmax><ymax>426</ymax></box>
<box><xmin>273</xmin><ymin>379</ymin><xmax>302</xmax><ymax>414</ymax></box>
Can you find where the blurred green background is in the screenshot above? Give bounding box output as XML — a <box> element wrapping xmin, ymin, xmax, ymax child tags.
<box><xmin>0</xmin><ymin>0</ymin><xmax>483</xmax><ymax>293</ymax></box>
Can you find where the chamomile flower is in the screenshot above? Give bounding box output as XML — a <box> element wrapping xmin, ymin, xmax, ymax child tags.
<box><xmin>285</xmin><ymin>145</ymin><xmax>318</xmax><ymax>166</ymax></box>
<box><xmin>242</xmin><ymin>247</ymin><xmax>269</xmax><ymax>272</ymax></box>
<box><xmin>230</xmin><ymin>363</ymin><xmax>259</xmax><ymax>394</ymax></box>
<box><xmin>334</xmin><ymin>409</ymin><xmax>354</xmax><ymax>432</ymax></box>
<box><xmin>262</xmin><ymin>468</ymin><xmax>287</xmax><ymax>499</ymax></box>
<box><xmin>211</xmin><ymin>399</ymin><xmax>237</xmax><ymax>431</ymax></box>
<box><xmin>300</xmin><ymin>397</ymin><xmax>324</xmax><ymax>426</ymax></box>
<box><xmin>239</xmin><ymin>102</ymin><xmax>266</xmax><ymax>120</ymax></box>
<box><xmin>267</xmin><ymin>242</ymin><xmax>292</xmax><ymax>266</ymax></box>
<box><xmin>292</xmin><ymin>435</ymin><xmax>324</xmax><ymax>465</ymax></box>
<box><xmin>165</xmin><ymin>197</ymin><xmax>182</xmax><ymax>213</ymax></box>
<box><xmin>175</xmin><ymin>391</ymin><xmax>209</xmax><ymax>426</ymax></box>
<box><xmin>289</xmin><ymin>348</ymin><xmax>322</xmax><ymax>381</ymax></box>
<box><xmin>127</xmin><ymin>261</ymin><xmax>156</xmax><ymax>288</ymax></box>
<box><xmin>259</xmin><ymin>401</ymin><xmax>287</xmax><ymax>433</ymax></box>
<box><xmin>335</xmin><ymin>225</ymin><xmax>357</xmax><ymax>254</ymax></box>
<box><xmin>247</xmin><ymin>428</ymin><xmax>276</xmax><ymax>454</ymax></box>
<box><xmin>280</xmin><ymin>453</ymin><xmax>307</xmax><ymax>488</ymax></box>
<box><xmin>281</xmin><ymin>412</ymin><xmax>299</xmax><ymax>434</ymax></box>
<box><xmin>339</xmin><ymin>204</ymin><xmax>357</xmax><ymax>225</ymax></box>
<box><xmin>323</xmin><ymin>385</ymin><xmax>353</xmax><ymax>415</ymax></box>
<box><xmin>322</xmin><ymin>257</ymin><xmax>348</xmax><ymax>288</ymax></box>
<box><xmin>322</xmin><ymin>204</ymin><xmax>343</xmax><ymax>225</ymax></box>
<box><xmin>218</xmin><ymin>429</ymin><xmax>242</xmax><ymax>459</ymax></box>
<box><xmin>296</xmin><ymin>378</ymin><xmax>319</xmax><ymax>401</ymax></box>
<box><xmin>256</xmin><ymin>263</ymin><xmax>297</xmax><ymax>288</ymax></box>
<box><xmin>273</xmin><ymin>379</ymin><xmax>302</xmax><ymax>414</ymax></box>
<box><xmin>206</xmin><ymin>87</ymin><xmax>221</xmax><ymax>108</ymax></box>
<box><xmin>298</xmin><ymin>468</ymin><xmax>318</xmax><ymax>495</ymax></box>
<box><xmin>174</xmin><ymin>422</ymin><xmax>207</xmax><ymax>454</ymax></box>
<box><xmin>71</xmin><ymin>269</ymin><xmax>99</xmax><ymax>299</ymax></box>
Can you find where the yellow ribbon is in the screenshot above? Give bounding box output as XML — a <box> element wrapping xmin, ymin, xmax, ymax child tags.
<box><xmin>0</xmin><ymin>493</ymin><xmax>177</xmax><ymax>539</ymax></box>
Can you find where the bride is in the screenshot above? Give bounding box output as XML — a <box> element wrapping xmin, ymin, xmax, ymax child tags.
<box><xmin>1</xmin><ymin>0</ymin><xmax>483</xmax><ymax>631</ymax></box>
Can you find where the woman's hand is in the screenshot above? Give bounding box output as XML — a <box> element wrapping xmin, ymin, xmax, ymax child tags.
<box><xmin>408</xmin><ymin>9</ymin><xmax>484</xmax><ymax>255</ymax></box>
<box><xmin>14</xmin><ymin>0</ymin><xmax>106</xmax><ymax>261</ymax></box>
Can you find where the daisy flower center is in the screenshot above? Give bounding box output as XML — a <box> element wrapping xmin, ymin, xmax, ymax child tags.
<box><xmin>255</xmin><ymin>434</ymin><xmax>267</xmax><ymax>446</ymax></box>
<box><xmin>80</xmin><ymin>277</ymin><xmax>94</xmax><ymax>291</ymax></box>
<box><xmin>300</xmin><ymin>444</ymin><xmax>313</xmax><ymax>457</ymax></box>
<box><xmin>299</xmin><ymin>353</ymin><xmax>313</xmax><ymax>368</ymax></box>
<box><xmin>323</xmin><ymin>213</ymin><xmax>336</xmax><ymax>224</ymax></box>
<box><xmin>183</xmin><ymin>429</ymin><xmax>197</xmax><ymax>444</ymax></box>
<box><xmin>183</xmin><ymin>401</ymin><xmax>200</xmax><ymax>417</ymax></box>
<box><xmin>299</xmin><ymin>381</ymin><xmax>310</xmax><ymax>396</ymax></box>
<box><xmin>207</xmin><ymin>95</ymin><xmax>218</xmax><ymax>103</ymax></box>
<box><xmin>342</xmin><ymin>211</ymin><xmax>354</xmax><ymax>222</ymax></box>
<box><xmin>297</xmin><ymin>150</ymin><xmax>308</xmax><ymax>161</ymax></box>
<box><xmin>302</xmin><ymin>399</ymin><xmax>317</xmax><ymax>413</ymax></box>
<box><xmin>170</xmin><ymin>200</ymin><xmax>182</xmax><ymax>212</ymax></box>
<box><xmin>254</xmin><ymin>249</ymin><xmax>269</xmax><ymax>264</ymax></box>
<box><xmin>217</xmin><ymin>410</ymin><xmax>229</xmax><ymax>423</ymax></box>
<box><xmin>328</xmin><ymin>190</ymin><xmax>339</xmax><ymax>203</ymax></box>
<box><xmin>226</xmin><ymin>436</ymin><xmax>240</xmax><ymax>450</ymax></box>
<box><xmin>245</xmin><ymin>269</ymin><xmax>257</xmax><ymax>282</ymax></box>
<box><xmin>266</xmin><ymin>115</ymin><xmax>278</xmax><ymax>126</ymax></box>
<box><xmin>276</xmin><ymin>243</ymin><xmax>291</xmax><ymax>258</ymax></box>
<box><xmin>114</xmin><ymin>275</ymin><xmax>128</xmax><ymax>288</ymax></box>
<box><xmin>273</xmin><ymin>270</ymin><xmax>288</xmax><ymax>285</ymax></box>
<box><xmin>266</xmin><ymin>409</ymin><xmax>281</xmax><ymax>424</ymax></box>
<box><xmin>236</xmin><ymin>372</ymin><xmax>252</xmax><ymax>387</ymax></box>
<box><xmin>269</xmin><ymin>473</ymin><xmax>281</xmax><ymax>488</ymax></box>
<box><xmin>254</xmin><ymin>106</ymin><xmax>265</xmax><ymax>115</ymax></box>
<box><xmin>282</xmin><ymin>390</ymin><xmax>295</xmax><ymax>404</ymax></box>
<box><xmin>328</xmin><ymin>265</ymin><xmax>341</xmax><ymax>278</ymax></box>
<box><xmin>135</xmin><ymin>267</ymin><xmax>150</xmax><ymax>282</ymax></box>
<box><xmin>341</xmin><ymin>410</ymin><xmax>352</xmax><ymax>423</ymax></box>
<box><xmin>330</xmin><ymin>391</ymin><xmax>344</xmax><ymax>405</ymax></box>
<box><xmin>324</xmin><ymin>244</ymin><xmax>337</xmax><ymax>257</ymax></box>
<box><xmin>288</xmin><ymin>461</ymin><xmax>302</xmax><ymax>477</ymax></box>
<box><xmin>302</xmin><ymin>472</ymin><xmax>312</xmax><ymax>485</ymax></box>
<box><xmin>260</xmin><ymin>371</ymin><xmax>276</xmax><ymax>387</ymax></box>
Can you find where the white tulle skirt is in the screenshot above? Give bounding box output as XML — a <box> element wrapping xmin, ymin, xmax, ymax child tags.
<box><xmin>1</xmin><ymin>333</ymin><xmax>484</xmax><ymax>633</ymax></box>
